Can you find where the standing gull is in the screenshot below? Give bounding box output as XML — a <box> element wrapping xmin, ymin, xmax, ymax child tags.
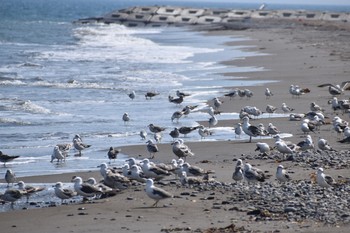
<box><xmin>146</xmin><ymin>139</ymin><xmax>159</xmax><ymax>159</ymax></box>
<box><xmin>145</xmin><ymin>178</ymin><xmax>173</xmax><ymax>207</ymax></box>
<box><xmin>122</xmin><ymin>113</ymin><xmax>130</xmax><ymax>125</ymax></box>
<box><xmin>212</xmin><ymin>97</ymin><xmax>223</xmax><ymax>110</ymax></box>
<box><xmin>171</xmin><ymin>110</ymin><xmax>184</xmax><ymax>123</ymax></box>
<box><xmin>242</xmin><ymin>116</ymin><xmax>264</xmax><ymax>143</ymax></box>
<box><xmin>234</xmin><ymin>123</ymin><xmax>243</xmax><ymax>138</ymax></box>
<box><xmin>265</xmin><ymin>87</ymin><xmax>273</xmax><ymax>99</ymax></box>
<box><xmin>51</xmin><ymin>145</ymin><xmax>66</xmax><ymax>163</ymax></box>
<box><xmin>171</xmin><ymin>139</ymin><xmax>194</xmax><ymax>161</ymax></box>
<box><xmin>72</xmin><ymin>134</ymin><xmax>91</xmax><ymax>156</ymax></box>
<box><xmin>128</xmin><ymin>90</ymin><xmax>136</xmax><ymax>100</ymax></box>
<box><xmin>266</xmin><ymin>105</ymin><xmax>278</xmax><ymax>116</ymax></box>
<box><xmin>148</xmin><ymin>124</ymin><xmax>166</xmax><ymax>134</ymax></box>
<box><xmin>198</xmin><ymin>125</ymin><xmax>212</xmax><ymax>140</ymax></box>
<box><xmin>140</xmin><ymin>130</ymin><xmax>147</xmax><ymax>140</ymax></box>
<box><xmin>169</xmin><ymin>127</ymin><xmax>180</xmax><ymax>140</ymax></box>
<box><xmin>54</xmin><ymin>182</ymin><xmax>77</xmax><ymax>204</ymax></box>
<box><xmin>297</xmin><ymin>135</ymin><xmax>315</xmax><ymax>151</ymax></box>
<box><xmin>276</xmin><ymin>165</ymin><xmax>291</xmax><ymax>183</ymax></box>
<box><xmin>317</xmin><ymin>138</ymin><xmax>335</xmax><ymax>151</ymax></box>
<box><xmin>208</xmin><ymin>115</ymin><xmax>218</xmax><ymax>128</ymax></box>
<box><xmin>267</xmin><ymin>123</ymin><xmax>280</xmax><ymax>136</ymax></box>
<box><xmin>145</xmin><ymin>91</ymin><xmax>159</xmax><ymax>100</ymax></box>
<box><xmin>179</xmin><ymin>126</ymin><xmax>200</xmax><ymax>137</ymax></box>
<box><xmin>232</xmin><ymin>159</ymin><xmax>244</xmax><ymax>182</ymax></box>
<box><xmin>5</xmin><ymin>169</ymin><xmax>16</xmax><ymax>187</ymax></box>
<box><xmin>108</xmin><ymin>147</ymin><xmax>121</xmax><ymax>164</ymax></box>
<box><xmin>176</xmin><ymin>90</ymin><xmax>190</xmax><ymax>98</ymax></box>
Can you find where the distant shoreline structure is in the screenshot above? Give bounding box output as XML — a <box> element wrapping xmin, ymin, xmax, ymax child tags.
<box><xmin>74</xmin><ymin>5</ymin><xmax>350</xmax><ymax>29</ymax></box>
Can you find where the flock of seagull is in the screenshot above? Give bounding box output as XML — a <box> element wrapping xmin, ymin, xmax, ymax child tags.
<box><xmin>1</xmin><ymin>81</ymin><xmax>350</xmax><ymax>208</ymax></box>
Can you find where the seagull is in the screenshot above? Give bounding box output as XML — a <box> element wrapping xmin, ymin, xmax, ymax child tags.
<box><xmin>276</xmin><ymin>165</ymin><xmax>291</xmax><ymax>183</ymax></box>
<box><xmin>179</xmin><ymin>171</ymin><xmax>206</xmax><ymax>187</ymax></box>
<box><xmin>145</xmin><ymin>178</ymin><xmax>173</xmax><ymax>207</ymax></box>
<box><xmin>212</xmin><ymin>97</ymin><xmax>223</xmax><ymax>110</ymax></box>
<box><xmin>176</xmin><ymin>90</ymin><xmax>190</xmax><ymax>98</ymax></box>
<box><xmin>122</xmin><ymin>113</ymin><xmax>130</xmax><ymax>125</ymax></box>
<box><xmin>244</xmin><ymin>89</ymin><xmax>253</xmax><ymax>99</ymax></box>
<box><xmin>208</xmin><ymin>115</ymin><xmax>218</xmax><ymax>128</ymax></box>
<box><xmin>72</xmin><ymin>135</ymin><xmax>91</xmax><ymax>156</ymax></box>
<box><xmin>317</xmin><ymin>138</ymin><xmax>335</xmax><ymax>151</ymax></box>
<box><xmin>238</xmin><ymin>89</ymin><xmax>246</xmax><ymax>98</ymax></box>
<box><xmin>56</xmin><ymin>143</ymin><xmax>72</xmax><ymax>157</ymax></box>
<box><xmin>153</xmin><ymin>133</ymin><xmax>162</xmax><ymax>143</ymax></box>
<box><xmin>232</xmin><ymin>159</ymin><xmax>244</xmax><ymax>182</ymax></box>
<box><xmin>182</xmin><ymin>162</ymin><xmax>214</xmax><ymax>177</ymax></box>
<box><xmin>146</xmin><ymin>139</ymin><xmax>159</xmax><ymax>159</ymax></box>
<box><xmin>129</xmin><ymin>164</ymin><xmax>147</xmax><ymax>183</ymax></box>
<box><xmin>243</xmin><ymin>163</ymin><xmax>266</xmax><ymax>184</ymax></box>
<box><xmin>51</xmin><ymin>145</ymin><xmax>66</xmax><ymax>163</ymax></box>
<box><xmin>207</xmin><ymin>106</ymin><xmax>221</xmax><ymax>117</ymax></box>
<box><xmin>289</xmin><ymin>85</ymin><xmax>310</xmax><ymax>98</ymax></box>
<box><xmin>5</xmin><ymin>169</ymin><xmax>16</xmax><ymax>187</ymax></box>
<box><xmin>266</xmin><ymin>105</ymin><xmax>278</xmax><ymax>116</ymax></box>
<box><xmin>171</xmin><ymin>139</ymin><xmax>194</xmax><ymax>161</ymax></box>
<box><xmin>241</xmin><ymin>116</ymin><xmax>264</xmax><ymax>142</ymax></box>
<box><xmin>171</xmin><ymin>110</ymin><xmax>184</xmax><ymax>123</ymax></box>
<box><xmin>72</xmin><ymin>176</ymin><xmax>103</xmax><ymax>199</ymax></box>
<box><xmin>168</xmin><ymin>95</ymin><xmax>184</xmax><ymax>105</ymax></box>
<box><xmin>179</xmin><ymin>126</ymin><xmax>200</xmax><ymax>137</ymax></box>
<box><xmin>318</xmin><ymin>81</ymin><xmax>350</xmax><ymax>96</ymax></box>
<box><xmin>128</xmin><ymin>91</ymin><xmax>136</xmax><ymax>100</ymax></box>
<box><xmin>141</xmin><ymin>158</ymin><xmax>170</xmax><ymax>180</ymax></box>
<box><xmin>224</xmin><ymin>89</ymin><xmax>238</xmax><ymax>100</ymax></box>
<box><xmin>234</xmin><ymin>122</ymin><xmax>243</xmax><ymax>138</ymax></box>
<box><xmin>148</xmin><ymin>124</ymin><xmax>166</xmax><ymax>134</ymax></box>
<box><xmin>316</xmin><ymin>168</ymin><xmax>336</xmax><ymax>188</ymax></box>
<box><xmin>0</xmin><ymin>151</ymin><xmax>20</xmax><ymax>166</ymax></box>
<box><xmin>0</xmin><ymin>189</ymin><xmax>26</xmax><ymax>207</ymax></box>
<box><xmin>274</xmin><ymin>140</ymin><xmax>297</xmax><ymax>160</ymax></box>
<box><xmin>255</xmin><ymin>142</ymin><xmax>272</xmax><ymax>156</ymax></box>
<box><xmin>54</xmin><ymin>182</ymin><xmax>77</xmax><ymax>204</ymax></box>
<box><xmin>281</xmin><ymin>103</ymin><xmax>294</xmax><ymax>113</ymax></box>
<box><xmin>265</xmin><ymin>88</ymin><xmax>273</xmax><ymax>99</ymax></box>
<box><xmin>99</xmin><ymin>163</ymin><xmax>130</xmax><ymax>189</ymax></box>
<box><xmin>108</xmin><ymin>147</ymin><xmax>121</xmax><ymax>163</ymax></box>
<box><xmin>289</xmin><ymin>113</ymin><xmax>305</xmax><ymax>121</ymax></box>
<box><xmin>145</xmin><ymin>91</ymin><xmax>159</xmax><ymax>100</ymax></box>
<box><xmin>182</xmin><ymin>105</ymin><xmax>197</xmax><ymax>116</ymax></box>
<box><xmin>301</xmin><ymin>119</ymin><xmax>317</xmax><ymax>134</ymax></box>
<box><xmin>267</xmin><ymin>123</ymin><xmax>280</xmax><ymax>136</ymax></box>
<box><xmin>140</xmin><ymin>130</ymin><xmax>147</xmax><ymax>140</ymax></box>
<box><xmin>198</xmin><ymin>125</ymin><xmax>212</xmax><ymax>140</ymax></box>
<box><xmin>310</xmin><ymin>102</ymin><xmax>324</xmax><ymax>112</ymax></box>
<box><xmin>16</xmin><ymin>181</ymin><xmax>45</xmax><ymax>203</ymax></box>
<box><xmin>169</xmin><ymin>127</ymin><xmax>180</xmax><ymax>140</ymax></box>
<box><xmin>297</xmin><ymin>135</ymin><xmax>314</xmax><ymax>151</ymax></box>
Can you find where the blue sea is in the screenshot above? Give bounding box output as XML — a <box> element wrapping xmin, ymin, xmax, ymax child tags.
<box><xmin>0</xmin><ymin>0</ymin><xmax>349</xmax><ymax>179</ymax></box>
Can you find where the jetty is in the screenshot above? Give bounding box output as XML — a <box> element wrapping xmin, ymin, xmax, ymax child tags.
<box><xmin>75</xmin><ymin>5</ymin><xmax>350</xmax><ymax>29</ymax></box>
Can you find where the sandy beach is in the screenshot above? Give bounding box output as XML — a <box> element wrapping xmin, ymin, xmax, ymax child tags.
<box><xmin>1</xmin><ymin>18</ymin><xmax>350</xmax><ymax>233</ymax></box>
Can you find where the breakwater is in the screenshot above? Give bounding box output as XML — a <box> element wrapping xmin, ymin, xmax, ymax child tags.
<box><xmin>75</xmin><ymin>5</ymin><xmax>350</xmax><ymax>28</ymax></box>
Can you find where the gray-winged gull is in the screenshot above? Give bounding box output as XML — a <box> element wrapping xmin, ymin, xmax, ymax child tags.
<box><xmin>242</xmin><ymin>116</ymin><xmax>264</xmax><ymax>143</ymax></box>
<box><xmin>16</xmin><ymin>181</ymin><xmax>45</xmax><ymax>203</ymax></box>
<box><xmin>243</xmin><ymin>163</ymin><xmax>266</xmax><ymax>183</ymax></box>
<box><xmin>265</xmin><ymin>87</ymin><xmax>273</xmax><ymax>99</ymax></box>
<box><xmin>54</xmin><ymin>182</ymin><xmax>77</xmax><ymax>204</ymax></box>
<box><xmin>276</xmin><ymin>165</ymin><xmax>291</xmax><ymax>183</ymax></box>
<box><xmin>316</xmin><ymin>167</ymin><xmax>336</xmax><ymax>188</ymax></box>
<box><xmin>5</xmin><ymin>169</ymin><xmax>16</xmax><ymax>187</ymax></box>
<box><xmin>146</xmin><ymin>139</ymin><xmax>159</xmax><ymax>159</ymax></box>
<box><xmin>171</xmin><ymin>139</ymin><xmax>194</xmax><ymax>161</ymax></box>
<box><xmin>0</xmin><ymin>151</ymin><xmax>20</xmax><ymax>166</ymax></box>
<box><xmin>232</xmin><ymin>159</ymin><xmax>244</xmax><ymax>182</ymax></box>
<box><xmin>145</xmin><ymin>178</ymin><xmax>173</xmax><ymax>207</ymax></box>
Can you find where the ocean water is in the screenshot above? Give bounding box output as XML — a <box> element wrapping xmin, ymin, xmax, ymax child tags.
<box><xmin>0</xmin><ymin>0</ymin><xmax>347</xmax><ymax>180</ymax></box>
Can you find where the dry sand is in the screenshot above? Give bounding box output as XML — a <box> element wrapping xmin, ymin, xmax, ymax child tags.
<box><xmin>1</xmin><ymin>19</ymin><xmax>350</xmax><ymax>233</ymax></box>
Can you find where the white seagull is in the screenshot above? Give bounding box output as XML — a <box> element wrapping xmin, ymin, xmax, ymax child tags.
<box><xmin>72</xmin><ymin>176</ymin><xmax>103</xmax><ymax>199</ymax></box>
<box><xmin>54</xmin><ymin>182</ymin><xmax>77</xmax><ymax>204</ymax></box>
<box><xmin>276</xmin><ymin>165</ymin><xmax>291</xmax><ymax>183</ymax></box>
<box><xmin>243</xmin><ymin>163</ymin><xmax>266</xmax><ymax>184</ymax></box>
<box><xmin>5</xmin><ymin>169</ymin><xmax>16</xmax><ymax>187</ymax></box>
<box><xmin>16</xmin><ymin>181</ymin><xmax>45</xmax><ymax>203</ymax></box>
<box><xmin>265</xmin><ymin>87</ymin><xmax>273</xmax><ymax>99</ymax></box>
<box><xmin>171</xmin><ymin>139</ymin><xmax>194</xmax><ymax>161</ymax></box>
<box><xmin>316</xmin><ymin>168</ymin><xmax>336</xmax><ymax>188</ymax></box>
<box><xmin>145</xmin><ymin>178</ymin><xmax>173</xmax><ymax>207</ymax></box>
<box><xmin>255</xmin><ymin>142</ymin><xmax>272</xmax><ymax>156</ymax></box>
<box><xmin>146</xmin><ymin>139</ymin><xmax>159</xmax><ymax>159</ymax></box>
<box><xmin>232</xmin><ymin>159</ymin><xmax>244</xmax><ymax>182</ymax></box>
<box><xmin>234</xmin><ymin>123</ymin><xmax>243</xmax><ymax>138</ymax></box>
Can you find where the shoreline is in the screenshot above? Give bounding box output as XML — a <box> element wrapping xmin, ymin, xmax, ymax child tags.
<box><xmin>1</xmin><ymin>18</ymin><xmax>350</xmax><ymax>233</ymax></box>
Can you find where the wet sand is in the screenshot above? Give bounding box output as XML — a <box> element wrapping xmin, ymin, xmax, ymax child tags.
<box><xmin>1</xmin><ymin>19</ymin><xmax>350</xmax><ymax>233</ymax></box>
